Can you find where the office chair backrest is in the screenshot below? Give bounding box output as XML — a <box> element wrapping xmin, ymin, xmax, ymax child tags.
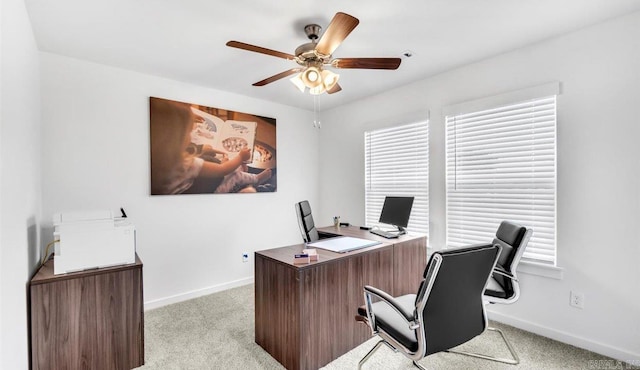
<box><xmin>493</xmin><ymin>221</ymin><xmax>528</xmax><ymax>268</ymax></box>
<box><xmin>491</xmin><ymin>221</ymin><xmax>532</xmax><ymax>299</ymax></box>
<box><xmin>415</xmin><ymin>244</ymin><xmax>501</xmax><ymax>356</ymax></box>
<box><xmin>295</xmin><ymin>200</ymin><xmax>319</xmax><ymax>243</ymax></box>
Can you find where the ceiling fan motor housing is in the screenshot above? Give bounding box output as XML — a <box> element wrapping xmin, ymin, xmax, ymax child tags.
<box><xmin>295</xmin><ymin>43</ymin><xmax>326</xmax><ymax>65</ymax></box>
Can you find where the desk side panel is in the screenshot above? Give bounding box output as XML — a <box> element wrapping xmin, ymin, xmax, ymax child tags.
<box><xmin>255</xmin><ymin>254</ymin><xmax>301</xmax><ymax>369</ymax></box>
<box><xmin>346</xmin><ymin>247</ymin><xmax>395</xmax><ymax>343</ymax></box>
<box><xmin>300</xmin><ymin>247</ymin><xmax>394</xmax><ymax>369</ymax></box>
<box><xmin>393</xmin><ymin>236</ymin><xmax>428</xmax><ymax>296</ymax></box>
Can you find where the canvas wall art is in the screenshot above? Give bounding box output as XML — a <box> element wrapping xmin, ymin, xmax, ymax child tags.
<box><xmin>150</xmin><ymin>97</ymin><xmax>277</xmax><ymax>195</ymax></box>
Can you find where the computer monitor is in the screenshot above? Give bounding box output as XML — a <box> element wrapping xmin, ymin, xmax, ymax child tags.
<box><xmin>378</xmin><ymin>196</ymin><xmax>414</xmax><ymax>234</ymax></box>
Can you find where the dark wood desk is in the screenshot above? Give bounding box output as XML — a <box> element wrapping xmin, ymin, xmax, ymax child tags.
<box><xmin>29</xmin><ymin>254</ymin><xmax>144</xmax><ymax>370</ymax></box>
<box><xmin>255</xmin><ymin>226</ymin><xmax>427</xmax><ymax>370</ymax></box>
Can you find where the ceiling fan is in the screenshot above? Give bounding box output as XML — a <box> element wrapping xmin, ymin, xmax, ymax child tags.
<box><xmin>226</xmin><ymin>12</ymin><xmax>401</xmax><ymax>95</ymax></box>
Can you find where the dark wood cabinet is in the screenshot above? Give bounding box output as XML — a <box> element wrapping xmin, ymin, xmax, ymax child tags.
<box><xmin>30</xmin><ymin>254</ymin><xmax>144</xmax><ymax>370</ymax></box>
<box><xmin>255</xmin><ymin>226</ymin><xmax>427</xmax><ymax>370</ymax></box>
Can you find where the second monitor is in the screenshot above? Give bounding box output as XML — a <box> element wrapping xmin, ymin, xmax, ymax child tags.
<box><xmin>376</xmin><ymin>196</ymin><xmax>414</xmax><ymax>236</ymax></box>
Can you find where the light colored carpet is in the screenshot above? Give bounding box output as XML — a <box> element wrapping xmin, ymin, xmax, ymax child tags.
<box><xmin>136</xmin><ymin>284</ymin><xmax>622</xmax><ymax>370</ymax></box>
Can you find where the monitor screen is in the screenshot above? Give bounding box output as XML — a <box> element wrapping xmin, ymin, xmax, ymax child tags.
<box><xmin>378</xmin><ymin>196</ymin><xmax>414</xmax><ymax>230</ymax></box>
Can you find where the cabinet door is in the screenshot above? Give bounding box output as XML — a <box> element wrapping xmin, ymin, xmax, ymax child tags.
<box><xmin>94</xmin><ymin>267</ymin><xmax>144</xmax><ymax>369</ymax></box>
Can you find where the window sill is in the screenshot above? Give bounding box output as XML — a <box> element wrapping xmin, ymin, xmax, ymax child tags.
<box><xmin>517</xmin><ymin>261</ymin><xmax>563</xmax><ymax>280</ymax></box>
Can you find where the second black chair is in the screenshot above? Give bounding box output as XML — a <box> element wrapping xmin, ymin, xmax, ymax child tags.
<box><xmin>448</xmin><ymin>220</ymin><xmax>532</xmax><ymax>365</ymax></box>
<box><xmin>295</xmin><ymin>200</ymin><xmax>319</xmax><ymax>243</ymax></box>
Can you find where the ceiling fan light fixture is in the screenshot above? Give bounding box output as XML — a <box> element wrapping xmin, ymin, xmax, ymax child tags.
<box><xmin>290</xmin><ymin>73</ymin><xmax>306</xmax><ymax>93</ymax></box>
<box><xmin>290</xmin><ymin>68</ymin><xmax>339</xmax><ymax>95</ymax></box>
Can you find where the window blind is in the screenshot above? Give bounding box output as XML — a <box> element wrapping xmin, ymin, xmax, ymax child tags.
<box><xmin>365</xmin><ymin>121</ymin><xmax>429</xmax><ymax>233</ymax></box>
<box><xmin>445</xmin><ymin>96</ymin><xmax>556</xmax><ymax>265</ymax></box>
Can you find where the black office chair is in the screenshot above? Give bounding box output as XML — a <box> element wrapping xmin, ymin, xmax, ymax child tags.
<box><xmin>355</xmin><ymin>243</ymin><xmax>501</xmax><ymax>370</ymax></box>
<box><xmin>295</xmin><ymin>200</ymin><xmax>319</xmax><ymax>243</ymax></box>
<box><xmin>449</xmin><ymin>220</ymin><xmax>533</xmax><ymax>365</ymax></box>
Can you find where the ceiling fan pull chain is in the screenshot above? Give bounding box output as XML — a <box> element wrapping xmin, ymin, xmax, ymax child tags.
<box><xmin>312</xmin><ymin>95</ymin><xmax>317</xmax><ymax>128</ymax></box>
<box><xmin>313</xmin><ymin>95</ymin><xmax>322</xmax><ymax>129</ymax></box>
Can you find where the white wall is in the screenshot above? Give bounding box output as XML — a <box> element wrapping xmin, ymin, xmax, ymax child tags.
<box><xmin>6</xmin><ymin>5</ymin><xmax>638</xmax><ymax>367</ymax></box>
<box><xmin>39</xmin><ymin>53</ymin><xmax>319</xmax><ymax>308</ymax></box>
<box><xmin>0</xmin><ymin>0</ymin><xmax>42</xmax><ymax>368</ymax></box>
<box><xmin>318</xmin><ymin>12</ymin><xmax>640</xmax><ymax>362</ymax></box>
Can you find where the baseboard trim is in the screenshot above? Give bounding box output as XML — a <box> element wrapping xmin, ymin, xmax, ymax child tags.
<box><xmin>144</xmin><ymin>276</ymin><xmax>254</xmax><ymax>311</ymax></box>
<box><xmin>487</xmin><ymin>310</ymin><xmax>640</xmax><ymax>364</ymax></box>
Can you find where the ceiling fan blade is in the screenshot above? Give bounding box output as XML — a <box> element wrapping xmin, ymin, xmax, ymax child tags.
<box><xmin>315</xmin><ymin>12</ymin><xmax>359</xmax><ymax>56</ymax></box>
<box><xmin>252</xmin><ymin>69</ymin><xmax>302</xmax><ymax>86</ymax></box>
<box><xmin>226</xmin><ymin>41</ymin><xmax>295</xmax><ymax>61</ymax></box>
<box><xmin>327</xmin><ymin>83</ymin><xmax>342</xmax><ymax>94</ymax></box>
<box><xmin>332</xmin><ymin>57</ymin><xmax>402</xmax><ymax>70</ymax></box>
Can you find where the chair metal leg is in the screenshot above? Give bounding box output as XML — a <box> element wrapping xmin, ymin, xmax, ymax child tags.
<box><xmin>359</xmin><ymin>339</ymin><xmax>430</xmax><ymax>370</ymax></box>
<box><xmin>412</xmin><ymin>360</ymin><xmax>428</xmax><ymax>370</ymax></box>
<box><xmin>358</xmin><ymin>340</ymin><xmax>386</xmax><ymax>370</ymax></box>
<box><xmin>359</xmin><ymin>339</ymin><xmax>409</xmax><ymax>370</ymax></box>
<box><xmin>446</xmin><ymin>327</ymin><xmax>520</xmax><ymax>365</ymax></box>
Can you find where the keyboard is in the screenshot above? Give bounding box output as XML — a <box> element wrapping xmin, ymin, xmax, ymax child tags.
<box><xmin>370</xmin><ymin>229</ymin><xmax>399</xmax><ymax>239</ymax></box>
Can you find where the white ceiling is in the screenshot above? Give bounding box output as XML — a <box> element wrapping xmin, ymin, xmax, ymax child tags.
<box><xmin>25</xmin><ymin>0</ymin><xmax>640</xmax><ymax>111</ymax></box>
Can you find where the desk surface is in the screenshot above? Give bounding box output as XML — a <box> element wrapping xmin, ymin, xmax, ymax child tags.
<box><xmin>31</xmin><ymin>254</ymin><xmax>143</xmax><ymax>285</ymax></box>
<box><xmin>255</xmin><ymin>225</ymin><xmax>425</xmax><ymax>270</ymax></box>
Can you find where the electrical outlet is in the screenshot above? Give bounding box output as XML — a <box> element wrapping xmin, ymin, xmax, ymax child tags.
<box><xmin>570</xmin><ymin>291</ymin><xmax>584</xmax><ymax>309</ymax></box>
<box><xmin>242</xmin><ymin>253</ymin><xmax>249</xmax><ymax>263</ymax></box>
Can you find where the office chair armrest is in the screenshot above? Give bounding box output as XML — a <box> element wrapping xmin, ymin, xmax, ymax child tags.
<box><xmin>494</xmin><ymin>266</ymin><xmax>518</xmax><ymax>282</ymax></box>
<box><xmin>364</xmin><ymin>285</ymin><xmax>415</xmax><ymax>324</ymax></box>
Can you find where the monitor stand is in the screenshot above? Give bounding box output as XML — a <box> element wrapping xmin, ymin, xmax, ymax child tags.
<box><xmin>396</xmin><ymin>226</ymin><xmax>407</xmax><ymax>235</ymax></box>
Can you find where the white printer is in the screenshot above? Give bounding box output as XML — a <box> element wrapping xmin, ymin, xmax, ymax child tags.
<box><xmin>52</xmin><ymin>210</ymin><xmax>136</xmax><ymax>275</ymax></box>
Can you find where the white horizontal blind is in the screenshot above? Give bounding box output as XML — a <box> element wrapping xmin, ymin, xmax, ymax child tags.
<box><xmin>446</xmin><ymin>96</ymin><xmax>556</xmax><ymax>265</ymax></box>
<box><xmin>365</xmin><ymin>121</ymin><xmax>429</xmax><ymax>233</ymax></box>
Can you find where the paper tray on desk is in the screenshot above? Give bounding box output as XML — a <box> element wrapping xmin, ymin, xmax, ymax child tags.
<box><xmin>306</xmin><ymin>236</ymin><xmax>381</xmax><ymax>253</ymax></box>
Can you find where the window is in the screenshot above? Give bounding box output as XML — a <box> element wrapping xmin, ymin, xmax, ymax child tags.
<box><xmin>365</xmin><ymin>120</ymin><xmax>429</xmax><ymax>233</ymax></box>
<box><xmin>445</xmin><ymin>85</ymin><xmax>557</xmax><ymax>265</ymax></box>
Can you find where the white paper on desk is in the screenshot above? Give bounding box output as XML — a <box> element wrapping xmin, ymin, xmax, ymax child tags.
<box><xmin>306</xmin><ymin>236</ymin><xmax>381</xmax><ymax>253</ymax></box>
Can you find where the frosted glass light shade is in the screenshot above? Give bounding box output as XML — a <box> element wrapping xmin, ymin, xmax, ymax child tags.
<box><xmin>289</xmin><ymin>73</ymin><xmax>306</xmax><ymax>93</ymax></box>
<box><xmin>301</xmin><ymin>67</ymin><xmax>322</xmax><ymax>88</ymax></box>
<box><xmin>321</xmin><ymin>70</ymin><xmax>339</xmax><ymax>90</ymax></box>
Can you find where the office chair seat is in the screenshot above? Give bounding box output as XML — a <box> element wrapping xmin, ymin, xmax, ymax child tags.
<box><xmin>485</xmin><ymin>276</ymin><xmax>507</xmax><ymax>299</ymax></box>
<box><xmin>357</xmin><ymin>294</ymin><xmax>418</xmax><ymax>352</ymax></box>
